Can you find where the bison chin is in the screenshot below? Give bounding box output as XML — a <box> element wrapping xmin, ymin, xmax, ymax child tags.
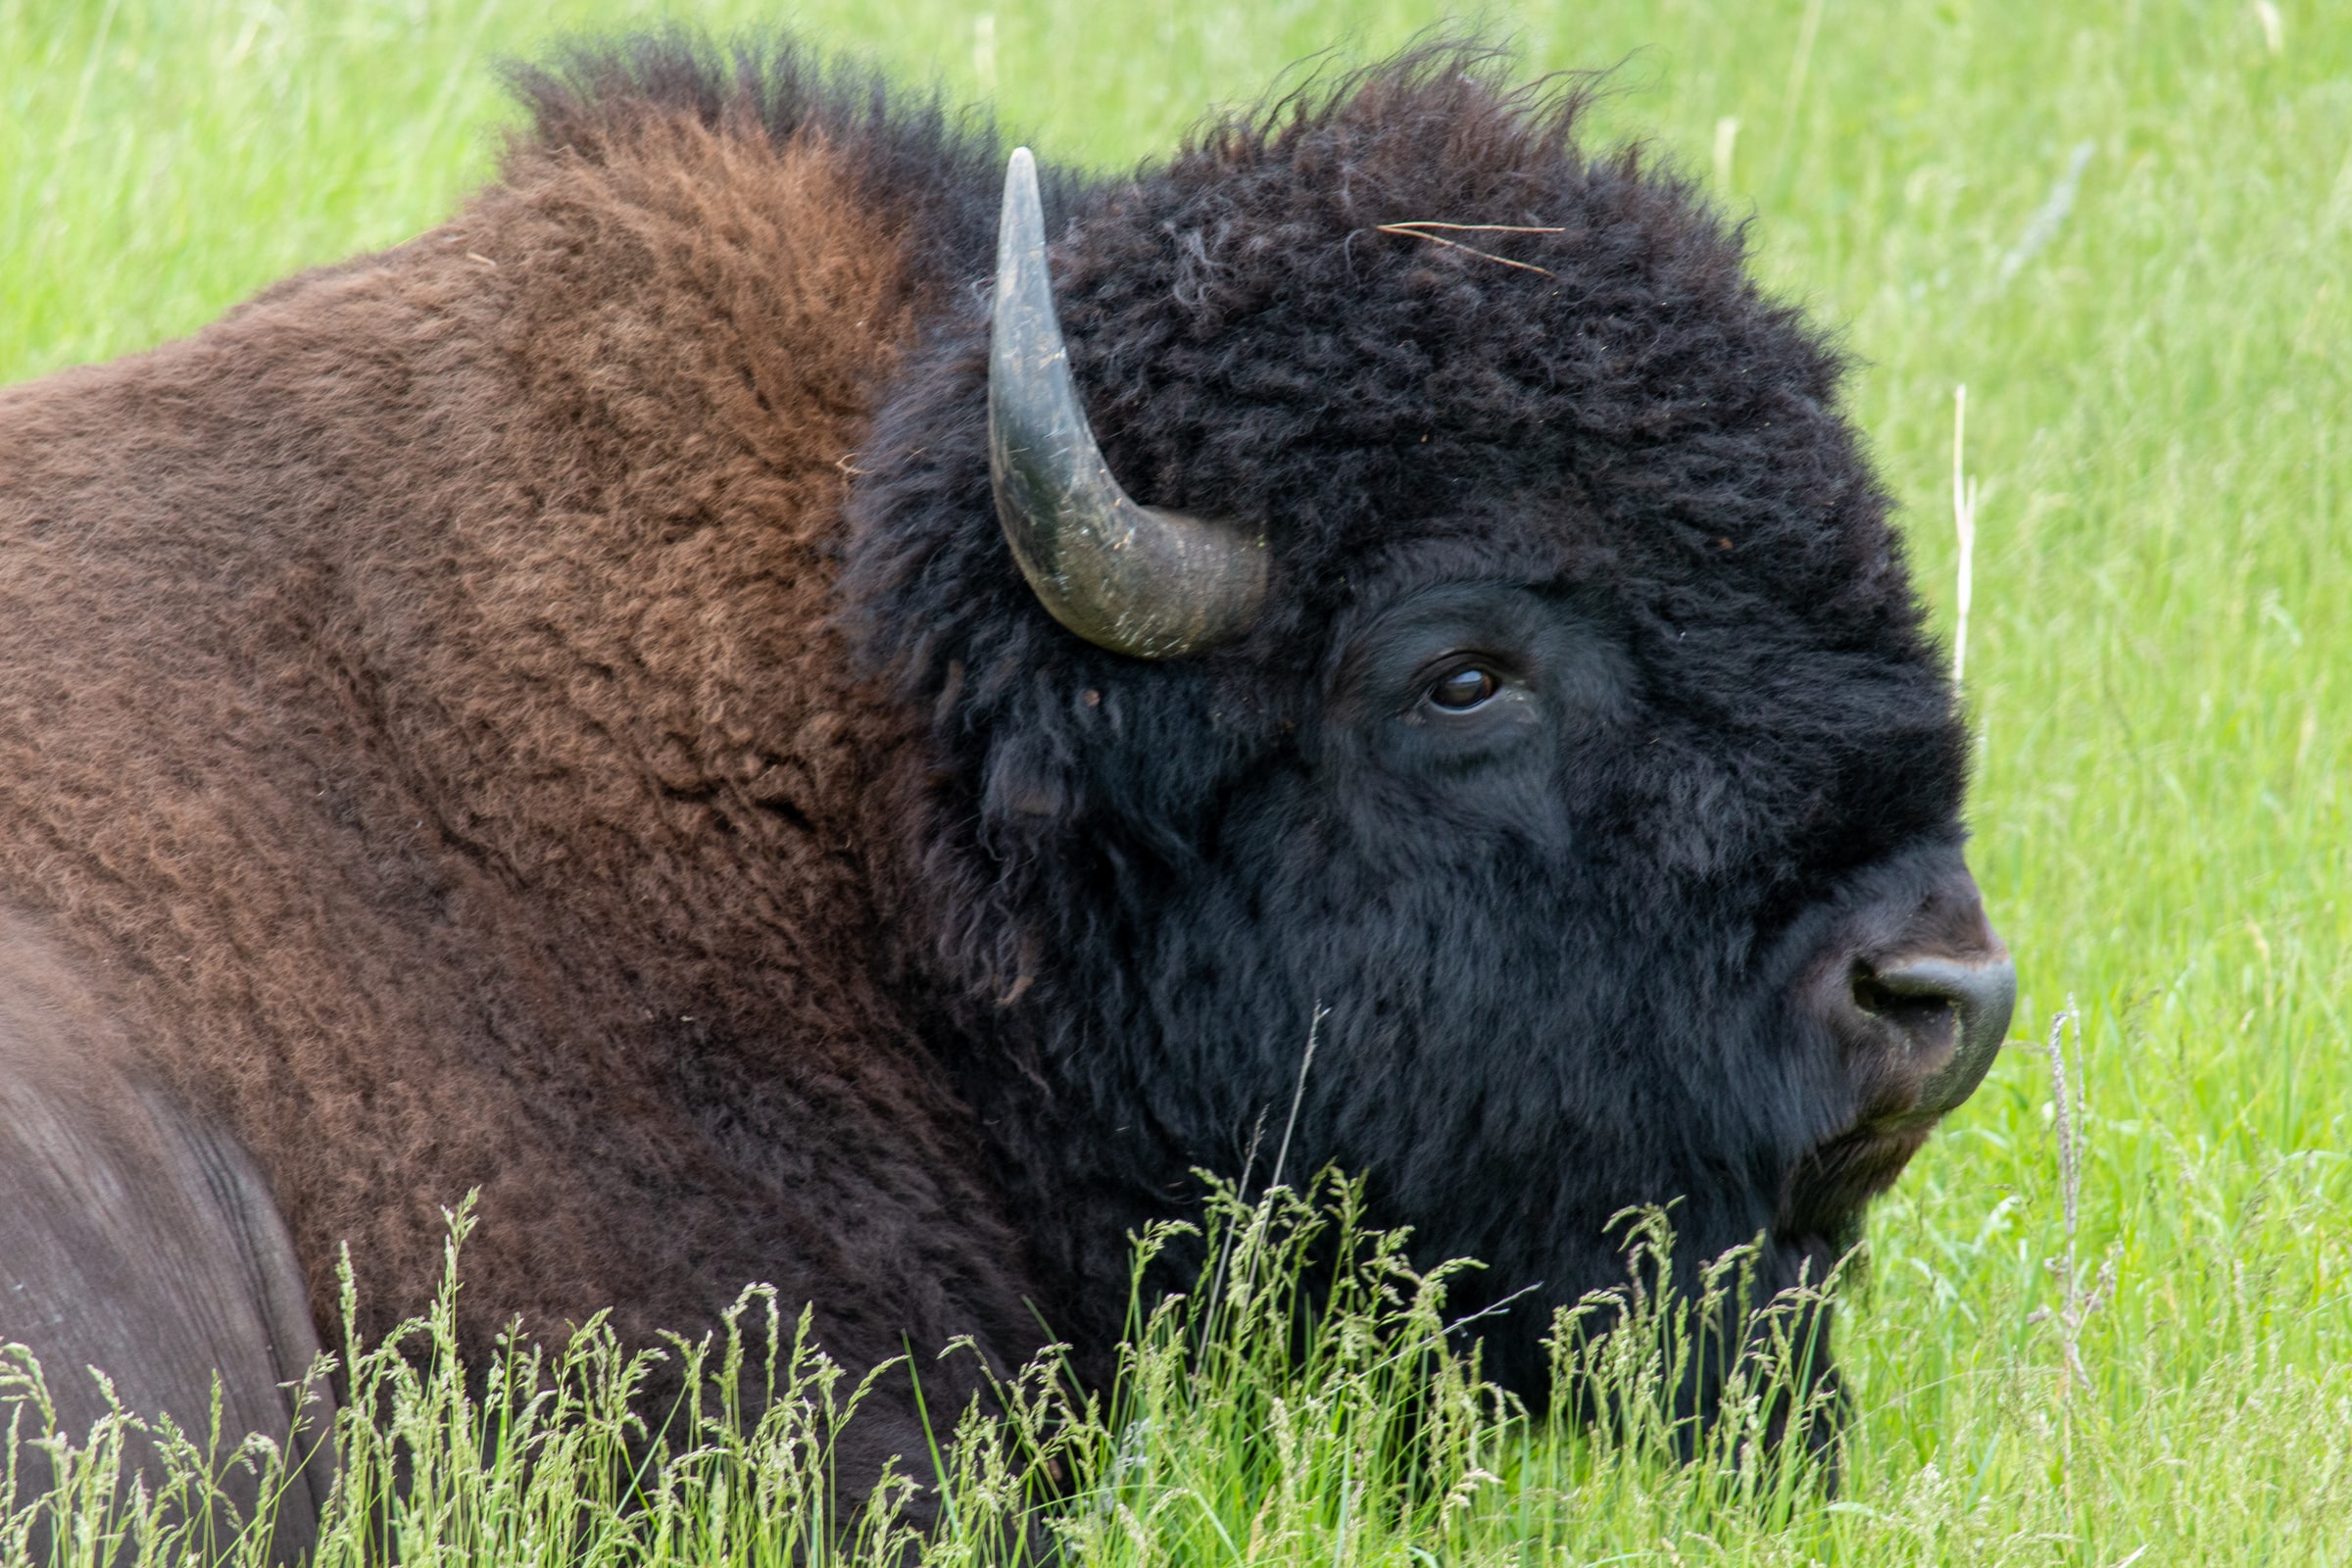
<box><xmin>1514</xmin><ymin>1103</ymin><xmax>1961</xmax><ymax>1481</ymax></box>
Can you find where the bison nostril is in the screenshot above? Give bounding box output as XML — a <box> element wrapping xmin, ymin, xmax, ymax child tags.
<box><xmin>1851</xmin><ymin>971</ymin><xmax>1953</xmax><ymax>1037</ymax></box>
<box><xmin>1855</xmin><ymin>953</ymin><xmax>2017</xmax><ymax>1115</ymax></box>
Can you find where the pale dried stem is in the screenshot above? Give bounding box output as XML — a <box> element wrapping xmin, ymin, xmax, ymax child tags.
<box><xmin>1374</xmin><ymin>223</ymin><xmax>1560</xmax><ymax>277</ymax></box>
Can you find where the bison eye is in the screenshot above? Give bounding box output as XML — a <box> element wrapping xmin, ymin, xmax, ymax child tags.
<box><xmin>1427</xmin><ymin>664</ymin><xmax>1500</xmax><ymax>711</ymax></box>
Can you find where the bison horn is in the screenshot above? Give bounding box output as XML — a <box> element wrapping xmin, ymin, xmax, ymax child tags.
<box><xmin>989</xmin><ymin>148</ymin><xmax>1267</xmax><ymax>659</ymax></box>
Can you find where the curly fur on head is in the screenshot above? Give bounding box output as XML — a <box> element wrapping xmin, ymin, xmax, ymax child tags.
<box><xmin>0</xmin><ymin>30</ymin><xmax>1980</xmax><ymax>1515</ymax></box>
<box><xmin>844</xmin><ymin>42</ymin><xmax>1967</xmax><ymax>1402</ymax></box>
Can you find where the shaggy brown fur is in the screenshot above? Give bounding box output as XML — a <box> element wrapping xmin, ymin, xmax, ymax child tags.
<box><xmin>0</xmin><ymin>93</ymin><xmax>1035</xmax><ymax>1479</ymax></box>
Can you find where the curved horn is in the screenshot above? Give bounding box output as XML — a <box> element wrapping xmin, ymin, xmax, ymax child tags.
<box><xmin>989</xmin><ymin>148</ymin><xmax>1267</xmax><ymax>659</ymax></box>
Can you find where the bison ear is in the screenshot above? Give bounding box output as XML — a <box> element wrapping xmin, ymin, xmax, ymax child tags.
<box><xmin>988</xmin><ymin>147</ymin><xmax>1267</xmax><ymax>659</ymax></box>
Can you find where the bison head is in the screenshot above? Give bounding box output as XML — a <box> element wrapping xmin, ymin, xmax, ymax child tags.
<box><xmin>842</xmin><ymin>49</ymin><xmax>2011</xmax><ymax>1424</ymax></box>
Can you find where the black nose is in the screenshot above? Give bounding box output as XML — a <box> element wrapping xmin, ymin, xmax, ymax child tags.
<box><xmin>1808</xmin><ymin>859</ymin><xmax>2016</xmax><ymax>1123</ymax></box>
<box><xmin>1852</xmin><ymin>951</ymin><xmax>2016</xmax><ymax>1115</ymax></box>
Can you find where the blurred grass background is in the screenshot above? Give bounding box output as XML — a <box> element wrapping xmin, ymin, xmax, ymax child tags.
<box><xmin>6</xmin><ymin>0</ymin><xmax>2350</xmax><ymax>1558</ymax></box>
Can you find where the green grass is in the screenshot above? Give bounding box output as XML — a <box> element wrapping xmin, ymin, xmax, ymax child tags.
<box><xmin>5</xmin><ymin>0</ymin><xmax>2350</xmax><ymax>1560</ymax></box>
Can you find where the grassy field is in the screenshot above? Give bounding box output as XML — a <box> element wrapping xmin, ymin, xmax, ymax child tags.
<box><xmin>5</xmin><ymin>0</ymin><xmax>2350</xmax><ymax>1561</ymax></box>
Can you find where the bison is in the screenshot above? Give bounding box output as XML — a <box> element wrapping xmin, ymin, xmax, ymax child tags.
<box><xmin>0</xmin><ymin>34</ymin><xmax>2013</xmax><ymax>1544</ymax></box>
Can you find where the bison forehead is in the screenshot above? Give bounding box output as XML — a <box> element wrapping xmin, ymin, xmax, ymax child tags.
<box><xmin>1038</xmin><ymin>66</ymin><xmax>1892</xmax><ymax>634</ymax></box>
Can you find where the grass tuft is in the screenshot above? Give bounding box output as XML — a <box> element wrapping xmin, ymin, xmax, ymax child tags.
<box><xmin>4</xmin><ymin>1179</ymin><xmax>1879</xmax><ymax>1567</ymax></box>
